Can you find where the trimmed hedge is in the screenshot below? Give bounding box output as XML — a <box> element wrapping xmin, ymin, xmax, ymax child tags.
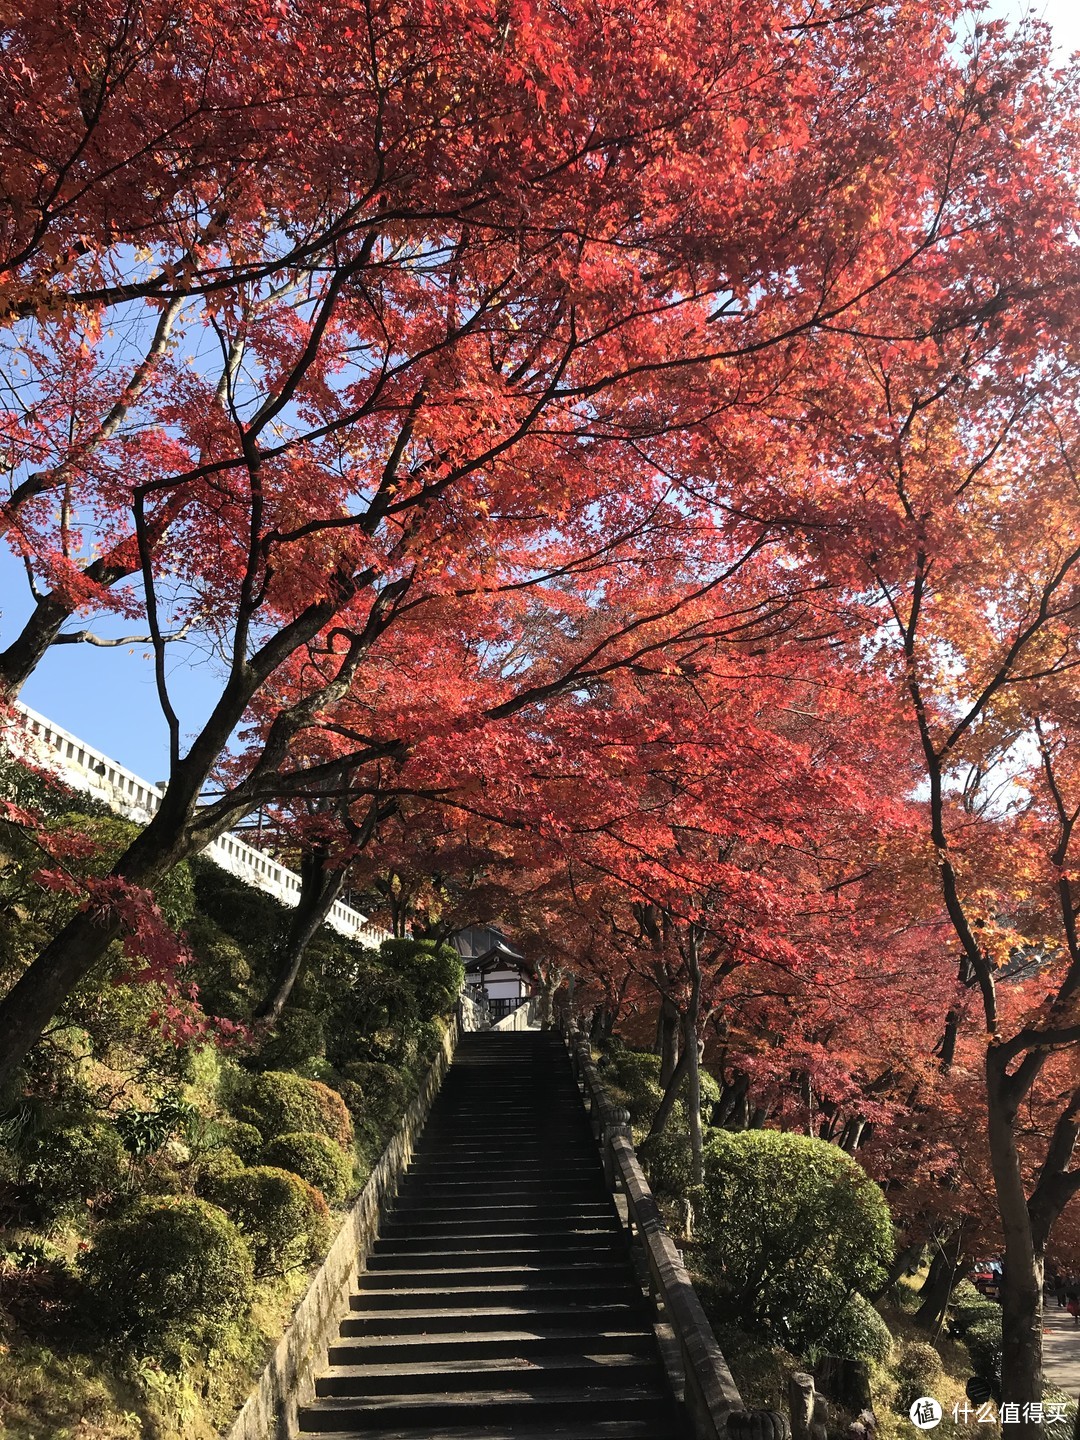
<box><xmin>86</xmin><ymin>1196</ymin><xmax>253</xmax><ymax>1350</ymax></box>
<box><xmin>263</xmin><ymin>1131</ymin><xmax>353</xmax><ymax>1207</ymax></box>
<box><xmin>213</xmin><ymin>1165</ymin><xmax>329</xmax><ymax>1274</ymax></box>
<box><xmin>698</xmin><ymin>1129</ymin><xmax>892</xmax><ymax>1353</ymax></box>
<box><xmin>235</xmin><ymin>1070</ymin><xmax>353</xmax><ymax>1150</ymax></box>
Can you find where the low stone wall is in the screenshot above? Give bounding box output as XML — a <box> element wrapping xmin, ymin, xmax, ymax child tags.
<box><xmin>224</xmin><ymin>1020</ymin><xmax>460</xmax><ymax>1440</ymax></box>
<box><xmin>492</xmin><ymin>996</ymin><xmax>540</xmax><ymax>1031</ymax></box>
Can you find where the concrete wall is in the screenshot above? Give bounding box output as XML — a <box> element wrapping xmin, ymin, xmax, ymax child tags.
<box><xmin>224</xmin><ymin>1019</ymin><xmax>460</xmax><ymax>1440</ymax></box>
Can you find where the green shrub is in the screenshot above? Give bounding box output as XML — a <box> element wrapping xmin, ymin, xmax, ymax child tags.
<box><xmin>214</xmin><ymin>1165</ymin><xmax>328</xmax><ymax>1274</ymax></box>
<box><xmin>296</xmin><ymin>1056</ymin><xmax>342</xmax><ymax>1087</ymax></box>
<box><xmin>50</xmin><ymin>815</ymin><xmax>194</xmax><ymax>930</ymax></box>
<box><xmin>193</xmin><ymin>1148</ymin><xmax>245</xmax><ymax>1196</ymax></box>
<box><xmin>818</xmin><ymin>1292</ymin><xmax>893</xmax><ymax>1365</ymax></box>
<box><xmin>257</xmin><ymin>1007</ymin><xmax>328</xmax><ymax>1071</ymax></box>
<box><xmin>21</xmin><ymin>1117</ymin><xmax>128</xmax><ymax>1223</ymax></box>
<box><xmin>379</xmin><ymin>938</ymin><xmax>464</xmax><ymax>1023</ymax></box>
<box><xmin>600</xmin><ymin>1047</ymin><xmax>663</xmax><ymax>1125</ymax></box>
<box><xmin>949</xmin><ymin>1280</ymin><xmax>999</xmax><ymax>1334</ymax></box>
<box><xmin>339</xmin><ymin>1060</ymin><xmax>409</xmax><ymax>1122</ymax></box>
<box><xmin>697</xmin><ymin>1130</ymin><xmax>893</xmax><ymax>1353</ymax></box>
<box><xmin>964</xmin><ymin>1313</ymin><xmax>1002</xmax><ymax>1386</ymax></box>
<box><xmin>218</xmin><ymin>1120</ymin><xmax>264</xmax><ymax>1164</ymax></box>
<box><xmin>263</xmin><ymin>1131</ymin><xmax>353</xmax><ymax>1207</ymax></box>
<box><xmin>86</xmin><ymin>1196</ymin><xmax>253</xmax><ymax>1350</ymax></box>
<box><xmin>895</xmin><ymin>1339</ymin><xmax>943</xmax><ymax>1410</ymax></box>
<box><xmin>235</xmin><ymin>1070</ymin><xmax>353</xmax><ymax>1150</ymax></box>
<box><xmin>115</xmin><ymin>1094</ymin><xmax>195</xmax><ymax>1158</ymax></box>
<box><xmin>643</xmin><ymin>1103</ymin><xmax>693</xmax><ymax>1199</ymax></box>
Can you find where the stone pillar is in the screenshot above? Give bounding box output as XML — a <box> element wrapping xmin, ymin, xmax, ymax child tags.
<box><xmin>790</xmin><ymin>1373</ymin><xmax>816</xmax><ymax>1440</ymax></box>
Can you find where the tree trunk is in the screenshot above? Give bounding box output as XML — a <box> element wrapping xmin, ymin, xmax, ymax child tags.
<box><xmin>915</xmin><ymin>1243</ymin><xmax>964</xmax><ymax>1331</ymax></box>
<box><xmin>684</xmin><ymin>935</ymin><xmax>704</xmax><ymax>1187</ymax></box>
<box><xmin>644</xmin><ymin>1043</ymin><xmax>690</xmax><ymax>1144</ymax></box>
<box><xmin>0</xmin><ymin>816</ymin><xmax>184</xmax><ymax>1087</ymax></box>
<box><xmin>685</xmin><ymin>1015</ymin><xmax>704</xmax><ymax>1187</ymax></box>
<box><xmin>658</xmin><ymin>995</ymin><xmax>680</xmax><ymax>1086</ymax></box>
<box><xmin>715</xmin><ymin>1071</ymin><xmax>750</xmax><ymax>1128</ymax></box>
<box><xmin>0</xmin><ymin>593</ymin><xmax>75</xmax><ymax>700</ymax></box>
<box><xmin>986</xmin><ymin>1062</ymin><xmax>1044</xmax><ymax>1422</ymax></box>
<box><xmin>591</xmin><ymin>1004</ymin><xmax>615</xmax><ymax>1044</ymax></box>
<box><xmin>254</xmin><ymin>850</ymin><xmax>347</xmax><ymax>1025</ymax></box>
<box><xmin>870</xmin><ymin>1241</ymin><xmax>925</xmax><ymax>1302</ymax></box>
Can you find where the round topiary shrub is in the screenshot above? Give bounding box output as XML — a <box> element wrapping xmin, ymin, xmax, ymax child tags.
<box><xmin>819</xmin><ymin>1292</ymin><xmax>893</xmax><ymax>1365</ymax></box>
<box><xmin>600</xmin><ymin>1047</ymin><xmax>663</xmax><ymax>1124</ymax></box>
<box><xmin>263</xmin><ymin>1131</ymin><xmax>353</xmax><ymax>1207</ymax></box>
<box><xmin>22</xmin><ymin>1117</ymin><xmax>128</xmax><ymax>1223</ymax></box>
<box><xmin>235</xmin><ymin>1071</ymin><xmax>353</xmax><ymax>1150</ymax></box>
<box><xmin>218</xmin><ymin>1120</ymin><xmax>264</xmax><ymax>1164</ymax></box>
<box><xmin>895</xmin><ymin>1339</ymin><xmax>944</xmax><ymax>1410</ymax></box>
<box><xmin>339</xmin><ymin>1060</ymin><xmax>409</xmax><ymax>1121</ymax></box>
<box><xmin>697</xmin><ymin>1129</ymin><xmax>893</xmax><ymax>1353</ymax></box>
<box><xmin>193</xmin><ymin>1148</ymin><xmax>245</xmax><ymax>1198</ymax></box>
<box><xmin>214</xmin><ymin>1165</ymin><xmax>328</xmax><ymax>1274</ymax></box>
<box><xmin>85</xmin><ymin>1196</ymin><xmax>253</xmax><ymax>1350</ymax></box>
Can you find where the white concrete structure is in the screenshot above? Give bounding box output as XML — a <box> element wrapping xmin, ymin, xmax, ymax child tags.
<box><xmin>6</xmin><ymin>703</ymin><xmax>390</xmax><ymax>946</ymax></box>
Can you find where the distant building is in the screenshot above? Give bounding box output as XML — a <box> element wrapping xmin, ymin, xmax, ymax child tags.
<box><xmin>453</xmin><ymin>925</ymin><xmax>536</xmax><ymax>1023</ymax></box>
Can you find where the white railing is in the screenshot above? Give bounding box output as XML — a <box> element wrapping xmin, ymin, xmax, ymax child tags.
<box><xmin>5</xmin><ymin>703</ymin><xmax>390</xmax><ymax>946</ymax></box>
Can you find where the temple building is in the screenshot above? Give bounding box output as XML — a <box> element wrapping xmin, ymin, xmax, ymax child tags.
<box><xmin>452</xmin><ymin>924</ymin><xmax>535</xmax><ymax>1023</ymax></box>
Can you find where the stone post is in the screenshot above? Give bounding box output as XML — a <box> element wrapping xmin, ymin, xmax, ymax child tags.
<box><xmin>602</xmin><ymin>1106</ymin><xmax>632</xmax><ymax>1189</ymax></box>
<box><xmin>790</xmin><ymin>1373</ymin><xmax>816</xmax><ymax>1440</ymax></box>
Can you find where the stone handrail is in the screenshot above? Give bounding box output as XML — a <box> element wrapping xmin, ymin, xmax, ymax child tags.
<box><xmin>491</xmin><ymin>995</ymin><xmax>540</xmax><ymax>1032</ymax></box>
<box><xmin>6</xmin><ymin>703</ymin><xmax>390</xmax><ymax>946</ymax></box>
<box><xmin>563</xmin><ymin>1019</ymin><xmax>745</xmax><ymax>1440</ymax></box>
<box><xmin>457</xmin><ymin>992</ymin><xmax>485</xmax><ymax>1032</ymax></box>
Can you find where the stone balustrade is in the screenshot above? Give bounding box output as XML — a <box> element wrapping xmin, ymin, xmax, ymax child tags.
<box><xmin>6</xmin><ymin>702</ymin><xmax>390</xmax><ymax>946</ymax></box>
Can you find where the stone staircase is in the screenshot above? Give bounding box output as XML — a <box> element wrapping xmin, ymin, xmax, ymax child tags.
<box><xmin>298</xmin><ymin>1030</ymin><xmax>686</xmax><ymax>1440</ymax></box>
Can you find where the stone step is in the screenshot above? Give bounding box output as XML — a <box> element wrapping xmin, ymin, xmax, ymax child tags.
<box><xmin>340</xmin><ymin>1304</ymin><xmax>650</xmax><ymax>1337</ymax></box>
<box><xmin>328</xmin><ymin>1329</ymin><xmax>657</xmax><ymax>1365</ymax></box>
<box><xmin>357</xmin><ymin>1262</ymin><xmax>629</xmax><ymax>1290</ymax></box>
<box><xmin>349</xmin><ymin>1279</ymin><xmax>642</xmax><ymax>1310</ymax></box>
<box><xmin>380</xmin><ymin>1215</ymin><xmax>622</xmax><ymax>1239</ymax></box>
<box><xmin>395</xmin><ymin>1184</ymin><xmax>610</xmax><ymax>1203</ymax></box>
<box><xmin>298</xmin><ymin>1386</ymin><xmax>673</xmax><ymax>1432</ymax></box>
<box><xmin>387</xmin><ymin>1200</ymin><xmax>617</xmax><ymax>1220</ymax></box>
<box><xmin>300</xmin><ymin>1424</ymin><xmax>675</xmax><ymax>1440</ymax></box>
<box><xmin>315</xmin><ymin>1352</ymin><xmax>662</xmax><ymax>1397</ymax></box>
<box><xmin>367</xmin><ymin>1243</ymin><xmax>624</xmax><ymax>1270</ymax></box>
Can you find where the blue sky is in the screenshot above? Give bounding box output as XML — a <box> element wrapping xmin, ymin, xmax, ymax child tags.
<box><xmin>3</xmin><ymin>0</ymin><xmax>1078</xmax><ymax>783</ymax></box>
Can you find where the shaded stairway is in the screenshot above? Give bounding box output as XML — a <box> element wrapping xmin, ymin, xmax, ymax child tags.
<box><xmin>299</xmin><ymin>1030</ymin><xmax>685</xmax><ymax>1439</ymax></box>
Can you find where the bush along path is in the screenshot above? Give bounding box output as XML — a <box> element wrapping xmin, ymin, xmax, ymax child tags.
<box><xmin>0</xmin><ymin>761</ymin><xmax>464</xmax><ymax>1439</ymax></box>
<box><xmin>594</xmin><ymin>1039</ymin><xmax>1015</xmax><ymax>1434</ymax></box>
<box><xmin>298</xmin><ymin>1030</ymin><xmax>685</xmax><ymax>1440</ymax></box>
